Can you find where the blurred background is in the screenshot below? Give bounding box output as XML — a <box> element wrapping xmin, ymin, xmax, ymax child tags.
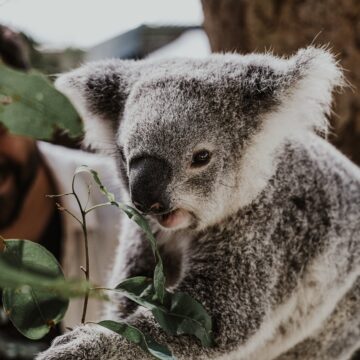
<box><xmin>0</xmin><ymin>1</ymin><xmax>359</xmax><ymax>359</ymax></box>
<box><xmin>0</xmin><ymin>0</ymin><xmax>359</xmax><ymax>164</ymax></box>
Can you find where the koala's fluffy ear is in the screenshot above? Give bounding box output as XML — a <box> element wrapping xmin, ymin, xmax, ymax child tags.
<box><xmin>270</xmin><ymin>46</ymin><xmax>343</xmax><ymax>134</ymax></box>
<box><xmin>55</xmin><ymin>60</ymin><xmax>137</xmax><ymax>151</ymax></box>
<box><xmin>240</xmin><ymin>46</ymin><xmax>343</xmax><ymax>134</ymax></box>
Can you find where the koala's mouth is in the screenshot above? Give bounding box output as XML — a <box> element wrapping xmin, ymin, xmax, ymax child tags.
<box><xmin>154</xmin><ymin>208</ymin><xmax>191</xmax><ymax>229</ymax></box>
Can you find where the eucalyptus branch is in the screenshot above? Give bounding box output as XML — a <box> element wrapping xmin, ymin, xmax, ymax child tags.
<box><xmin>70</xmin><ymin>175</ymin><xmax>91</xmax><ymax>324</ymax></box>
<box><xmin>50</xmin><ymin>166</ymin><xmax>213</xmax><ymax>358</ymax></box>
<box><xmin>49</xmin><ymin>174</ymin><xmax>93</xmax><ymax>324</ymax></box>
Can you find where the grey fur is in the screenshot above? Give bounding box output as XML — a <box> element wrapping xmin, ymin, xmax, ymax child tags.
<box><xmin>37</xmin><ymin>47</ymin><xmax>360</xmax><ymax>360</ymax></box>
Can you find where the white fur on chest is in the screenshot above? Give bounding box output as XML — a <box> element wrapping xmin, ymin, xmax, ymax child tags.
<box><xmin>217</xmin><ymin>256</ymin><xmax>360</xmax><ymax>360</ymax></box>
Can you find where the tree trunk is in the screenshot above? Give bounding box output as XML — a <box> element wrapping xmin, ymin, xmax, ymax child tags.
<box><xmin>201</xmin><ymin>0</ymin><xmax>360</xmax><ymax>165</ymax></box>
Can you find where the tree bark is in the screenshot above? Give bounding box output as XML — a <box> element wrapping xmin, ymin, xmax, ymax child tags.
<box><xmin>201</xmin><ymin>0</ymin><xmax>360</xmax><ymax>165</ymax></box>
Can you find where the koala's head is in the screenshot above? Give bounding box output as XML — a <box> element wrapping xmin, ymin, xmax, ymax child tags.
<box><xmin>56</xmin><ymin>47</ymin><xmax>342</xmax><ymax>231</ymax></box>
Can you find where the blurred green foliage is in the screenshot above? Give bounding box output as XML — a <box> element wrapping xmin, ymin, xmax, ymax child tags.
<box><xmin>21</xmin><ymin>33</ymin><xmax>84</xmax><ymax>75</ymax></box>
<box><xmin>0</xmin><ymin>63</ymin><xmax>83</xmax><ymax>139</ymax></box>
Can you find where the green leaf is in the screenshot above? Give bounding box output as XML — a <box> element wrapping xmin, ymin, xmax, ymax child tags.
<box><xmin>153</xmin><ymin>262</ymin><xmax>166</xmax><ymax>303</ymax></box>
<box><xmin>98</xmin><ymin>320</ymin><xmax>176</xmax><ymax>360</ymax></box>
<box><xmin>74</xmin><ymin>165</ymin><xmax>166</xmax><ymax>302</ymax></box>
<box><xmin>0</xmin><ymin>256</ymin><xmax>92</xmax><ymax>299</ymax></box>
<box><xmin>1</xmin><ymin>240</ymin><xmax>68</xmax><ymax>339</ymax></box>
<box><xmin>114</xmin><ymin>277</ymin><xmax>214</xmax><ymax>347</ymax></box>
<box><xmin>152</xmin><ymin>292</ymin><xmax>214</xmax><ymax>347</ymax></box>
<box><xmin>123</xmin><ymin>208</ymin><xmax>166</xmax><ymax>303</ymax></box>
<box><xmin>0</xmin><ymin>64</ymin><xmax>82</xmax><ymax>139</ymax></box>
<box><xmin>113</xmin><ymin>276</ymin><xmax>162</xmax><ymax>310</ymax></box>
<box><xmin>114</xmin><ymin>275</ymin><xmax>168</xmax><ymax>312</ymax></box>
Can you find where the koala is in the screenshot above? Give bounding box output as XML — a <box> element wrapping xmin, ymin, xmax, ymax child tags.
<box><xmin>37</xmin><ymin>47</ymin><xmax>360</xmax><ymax>360</ymax></box>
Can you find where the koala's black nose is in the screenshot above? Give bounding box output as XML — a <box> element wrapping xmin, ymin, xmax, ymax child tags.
<box><xmin>129</xmin><ymin>156</ymin><xmax>172</xmax><ymax>214</ymax></box>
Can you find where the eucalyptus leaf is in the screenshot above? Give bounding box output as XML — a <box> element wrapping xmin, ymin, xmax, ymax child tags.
<box><xmin>0</xmin><ymin>64</ymin><xmax>82</xmax><ymax>139</ymax></box>
<box><xmin>0</xmin><ymin>257</ymin><xmax>92</xmax><ymax>299</ymax></box>
<box><xmin>98</xmin><ymin>320</ymin><xmax>175</xmax><ymax>360</ymax></box>
<box><xmin>114</xmin><ymin>278</ymin><xmax>214</xmax><ymax>347</ymax></box>
<box><xmin>1</xmin><ymin>240</ymin><xmax>69</xmax><ymax>339</ymax></box>
<box><xmin>122</xmin><ymin>208</ymin><xmax>166</xmax><ymax>303</ymax></box>
<box><xmin>114</xmin><ymin>276</ymin><xmax>153</xmax><ymax>298</ymax></box>
<box><xmin>113</xmin><ymin>276</ymin><xmax>162</xmax><ymax>310</ymax></box>
<box><xmin>151</xmin><ymin>292</ymin><xmax>214</xmax><ymax>347</ymax></box>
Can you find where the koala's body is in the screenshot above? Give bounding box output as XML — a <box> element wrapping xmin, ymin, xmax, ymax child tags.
<box><xmin>38</xmin><ymin>47</ymin><xmax>360</xmax><ymax>360</ymax></box>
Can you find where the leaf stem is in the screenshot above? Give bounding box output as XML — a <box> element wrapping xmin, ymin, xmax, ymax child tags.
<box><xmin>56</xmin><ymin>203</ymin><xmax>82</xmax><ymax>227</ymax></box>
<box><xmin>80</xmin><ymin>212</ymin><xmax>90</xmax><ymax>324</ymax></box>
<box><xmin>71</xmin><ymin>174</ymin><xmax>91</xmax><ymax>324</ymax></box>
<box><xmin>85</xmin><ymin>202</ymin><xmax>112</xmax><ymax>214</ymax></box>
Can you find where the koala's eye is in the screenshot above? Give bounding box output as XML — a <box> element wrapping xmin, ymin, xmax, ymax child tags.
<box><xmin>191</xmin><ymin>150</ymin><xmax>211</xmax><ymax>168</ymax></box>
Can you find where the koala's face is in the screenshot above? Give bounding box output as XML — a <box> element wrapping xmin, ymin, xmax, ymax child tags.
<box><xmin>118</xmin><ymin>78</ymin><xmax>251</xmax><ymax>230</ymax></box>
<box><xmin>56</xmin><ymin>48</ymin><xmax>342</xmax><ymax>231</ymax></box>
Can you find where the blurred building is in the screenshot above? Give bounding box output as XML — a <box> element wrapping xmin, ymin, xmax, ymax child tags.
<box><xmin>86</xmin><ymin>24</ymin><xmax>210</xmax><ymax>61</ymax></box>
<box><xmin>19</xmin><ymin>24</ymin><xmax>210</xmax><ymax>74</ymax></box>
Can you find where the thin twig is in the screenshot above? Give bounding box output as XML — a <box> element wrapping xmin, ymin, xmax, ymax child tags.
<box><xmin>46</xmin><ymin>192</ymin><xmax>73</xmax><ymax>198</ymax></box>
<box><xmin>55</xmin><ymin>203</ymin><xmax>83</xmax><ymax>226</ymax></box>
<box><xmin>80</xmin><ymin>213</ymin><xmax>90</xmax><ymax>324</ymax></box>
<box><xmin>71</xmin><ymin>175</ymin><xmax>91</xmax><ymax>324</ymax></box>
<box><xmin>85</xmin><ymin>202</ymin><xmax>112</xmax><ymax>214</ymax></box>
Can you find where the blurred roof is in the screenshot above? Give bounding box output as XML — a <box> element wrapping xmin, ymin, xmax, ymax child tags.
<box><xmin>86</xmin><ymin>24</ymin><xmax>203</xmax><ymax>61</ymax></box>
<box><xmin>147</xmin><ymin>28</ymin><xmax>210</xmax><ymax>59</ymax></box>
